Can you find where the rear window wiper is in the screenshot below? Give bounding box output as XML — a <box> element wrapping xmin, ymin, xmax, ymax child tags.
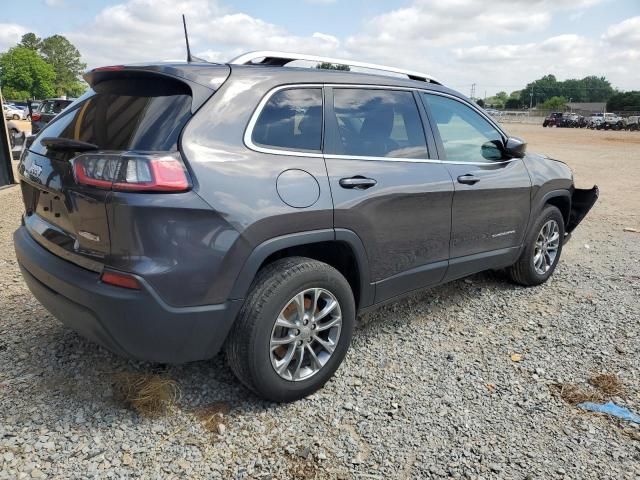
<box><xmin>40</xmin><ymin>137</ymin><xmax>99</xmax><ymax>152</ymax></box>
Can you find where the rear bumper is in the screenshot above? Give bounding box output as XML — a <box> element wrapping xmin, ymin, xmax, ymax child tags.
<box><xmin>14</xmin><ymin>226</ymin><xmax>242</xmax><ymax>364</ymax></box>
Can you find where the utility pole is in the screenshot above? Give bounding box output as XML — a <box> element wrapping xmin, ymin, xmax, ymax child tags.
<box><xmin>470</xmin><ymin>83</ymin><xmax>476</xmax><ymax>101</ymax></box>
<box><xmin>529</xmin><ymin>88</ymin><xmax>534</xmax><ymax>110</ymax></box>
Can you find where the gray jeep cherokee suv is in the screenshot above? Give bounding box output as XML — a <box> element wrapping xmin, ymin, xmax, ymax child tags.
<box><xmin>14</xmin><ymin>52</ymin><xmax>598</xmax><ymax>402</ymax></box>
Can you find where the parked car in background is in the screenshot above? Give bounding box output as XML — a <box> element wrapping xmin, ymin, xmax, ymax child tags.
<box><xmin>558</xmin><ymin>113</ymin><xmax>575</xmax><ymax>128</ymax></box>
<box><xmin>3</xmin><ymin>104</ymin><xmax>28</xmax><ymax>120</ymax></box>
<box><xmin>599</xmin><ymin>113</ymin><xmax>624</xmax><ymax>130</ymax></box>
<box><xmin>14</xmin><ymin>52</ymin><xmax>598</xmax><ymax>402</ymax></box>
<box><xmin>31</xmin><ymin>98</ymin><xmax>74</xmax><ymax>134</ymax></box>
<box><xmin>9</xmin><ymin>101</ymin><xmax>29</xmax><ymax>109</ymax></box>
<box><xmin>542</xmin><ymin>112</ymin><xmax>563</xmax><ymax>127</ymax></box>
<box><xmin>6</xmin><ymin>119</ymin><xmax>21</xmax><ymax>141</ymax></box>
<box><xmin>587</xmin><ymin>113</ymin><xmax>605</xmax><ymax>129</ymax></box>
<box><xmin>623</xmin><ymin>116</ymin><xmax>639</xmax><ymax>131</ymax></box>
<box><xmin>7</xmin><ymin>119</ymin><xmax>27</xmax><ymax>159</ymax></box>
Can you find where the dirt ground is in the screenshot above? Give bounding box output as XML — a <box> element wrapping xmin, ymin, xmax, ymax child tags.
<box><xmin>9</xmin><ymin>120</ymin><xmax>31</xmax><ymax>132</ymax></box>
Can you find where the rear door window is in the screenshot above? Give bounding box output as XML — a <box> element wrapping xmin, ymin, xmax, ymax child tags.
<box><xmin>330</xmin><ymin>89</ymin><xmax>428</xmax><ymax>159</ymax></box>
<box><xmin>31</xmin><ymin>78</ymin><xmax>193</xmax><ymax>155</ymax></box>
<box><xmin>251</xmin><ymin>88</ymin><xmax>323</xmax><ymax>152</ymax></box>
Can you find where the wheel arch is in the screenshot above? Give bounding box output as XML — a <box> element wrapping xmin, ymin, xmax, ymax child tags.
<box><xmin>530</xmin><ymin>189</ymin><xmax>571</xmax><ymax>227</ymax></box>
<box><xmin>543</xmin><ymin>190</ymin><xmax>571</xmax><ymax>227</ymax></box>
<box><xmin>230</xmin><ymin>229</ymin><xmax>373</xmax><ymax>310</ymax></box>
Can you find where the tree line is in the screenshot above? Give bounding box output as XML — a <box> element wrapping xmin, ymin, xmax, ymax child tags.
<box><xmin>479</xmin><ymin>74</ymin><xmax>639</xmax><ymax>112</ymax></box>
<box><xmin>0</xmin><ymin>33</ymin><xmax>86</xmax><ymax>100</ymax></box>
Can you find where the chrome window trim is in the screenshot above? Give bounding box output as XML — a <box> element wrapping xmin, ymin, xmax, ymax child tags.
<box><xmin>244</xmin><ymin>83</ymin><xmax>512</xmax><ymax>164</ymax></box>
<box><xmin>325</xmin><ymin>154</ymin><xmax>441</xmax><ymax>164</ymax></box>
<box><xmin>244</xmin><ymin>83</ymin><xmax>325</xmax><ymax>158</ymax></box>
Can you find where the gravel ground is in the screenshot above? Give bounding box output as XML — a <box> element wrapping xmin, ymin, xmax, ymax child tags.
<box><xmin>1</xmin><ymin>124</ymin><xmax>639</xmax><ymax>479</ymax></box>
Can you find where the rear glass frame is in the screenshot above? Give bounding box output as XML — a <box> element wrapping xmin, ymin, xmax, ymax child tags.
<box><xmin>30</xmin><ymin>77</ymin><xmax>194</xmax><ymax>156</ymax></box>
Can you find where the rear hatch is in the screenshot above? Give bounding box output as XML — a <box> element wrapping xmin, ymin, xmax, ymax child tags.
<box><xmin>18</xmin><ymin>65</ymin><xmax>227</xmax><ymax>272</ymax></box>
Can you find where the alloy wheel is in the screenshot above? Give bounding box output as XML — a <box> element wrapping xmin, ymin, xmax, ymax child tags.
<box><xmin>270</xmin><ymin>288</ymin><xmax>342</xmax><ymax>382</ymax></box>
<box><xmin>533</xmin><ymin>219</ymin><xmax>560</xmax><ymax>275</ymax></box>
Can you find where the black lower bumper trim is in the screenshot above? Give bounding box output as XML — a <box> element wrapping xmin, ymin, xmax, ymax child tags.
<box><xmin>14</xmin><ymin>226</ymin><xmax>242</xmax><ymax>364</ymax></box>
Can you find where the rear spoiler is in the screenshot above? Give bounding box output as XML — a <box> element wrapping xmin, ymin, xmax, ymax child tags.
<box><xmin>83</xmin><ymin>63</ymin><xmax>230</xmax><ymax>113</ymax></box>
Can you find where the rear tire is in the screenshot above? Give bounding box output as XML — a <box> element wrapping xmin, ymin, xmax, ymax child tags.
<box><xmin>9</xmin><ymin>129</ymin><xmax>18</xmax><ymax>148</ymax></box>
<box><xmin>509</xmin><ymin>205</ymin><xmax>564</xmax><ymax>286</ymax></box>
<box><xmin>12</xmin><ymin>114</ymin><xmax>19</xmax><ymax>120</ymax></box>
<box><xmin>225</xmin><ymin>257</ymin><xmax>355</xmax><ymax>402</ymax></box>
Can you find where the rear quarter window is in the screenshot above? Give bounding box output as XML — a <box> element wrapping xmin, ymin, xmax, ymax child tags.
<box><xmin>31</xmin><ymin>78</ymin><xmax>193</xmax><ymax>155</ymax></box>
<box><xmin>251</xmin><ymin>88</ymin><xmax>323</xmax><ymax>152</ymax></box>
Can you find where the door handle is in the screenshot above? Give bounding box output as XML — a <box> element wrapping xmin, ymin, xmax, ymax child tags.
<box><xmin>457</xmin><ymin>174</ymin><xmax>480</xmax><ymax>185</ymax></box>
<box><xmin>339</xmin><ymin>176</ymin><xmax>377</xmax><ymax>190</ymax></box>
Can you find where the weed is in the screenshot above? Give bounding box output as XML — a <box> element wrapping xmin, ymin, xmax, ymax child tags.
<box><xmin>112</xmin><ymin>372</ymin><xmax>180</xmax><ymax>417</ymax></box>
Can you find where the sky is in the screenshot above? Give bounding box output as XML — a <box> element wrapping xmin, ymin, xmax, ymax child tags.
<box><xmin>1</xmin><ymin>0</ymin><xmax>639</xmax><ymax>96</ymax></box>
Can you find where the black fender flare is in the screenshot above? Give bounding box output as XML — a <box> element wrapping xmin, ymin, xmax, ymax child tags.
<box><xmin>533</xmin><ymin>189</ymin><xmax>571</xmax><ymax>224</ymax></box>
<box><xmin>229</xmin><ymin>228</ymin><xmax>374</xmax><ymax>309</ymax></box>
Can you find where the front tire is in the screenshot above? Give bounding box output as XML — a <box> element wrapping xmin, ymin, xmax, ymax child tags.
<box><xmin>225</xmin><ymin>257</ymin><xmax>355</xmax><ymax>402</ymax></box>
<box><xmin>509</xmin><ymin>205</ymin><xmax>564</xmax><ymax>286</ymax></box>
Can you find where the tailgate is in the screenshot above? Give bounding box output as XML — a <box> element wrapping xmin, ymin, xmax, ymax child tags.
<box><xmin>17</xmin><ymin>66</ymin><xmax>226</xmax><ymax>272</ymax></box>
<box><xmin>19</xmin><ymin>150</ymin><xmax>111</xmax><ymax>272</ymax></box>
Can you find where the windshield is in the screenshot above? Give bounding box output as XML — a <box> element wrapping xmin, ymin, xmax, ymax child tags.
<box><xmin>40</xmin><ymin>100</ymin><xmax>72</xmax><ymax>115</ymax></box>
<box><xmin>31</xmin><ymin>77</ymin><xmax>193</xmax><ymax>155</ymax></box>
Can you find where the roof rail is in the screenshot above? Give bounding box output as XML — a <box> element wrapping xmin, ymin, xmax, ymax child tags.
<box><xmin>228</xmin><ymin>51</ymin><xmax>441</xmax><ymax>85</ymax></box>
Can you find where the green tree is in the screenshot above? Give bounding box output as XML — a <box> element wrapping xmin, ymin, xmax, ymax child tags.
<box><xmin>519</xmin><ymin>74</ymin><xmax>560</xmax><ymax>107</ymax></box>
<box><xmin>476</xmin><ymin>98</ymin><xmax>485</xmax><ymax>108</ymax></box>
<box><xmin>581</xmin><ymin>76</ymin><xmax>614</xmax><ymax>102</ymax></box>
<box><xmin>39</xmin><ymin>35</ymin><xmax>86</xmax><ymax>97</ymax></box>
<box><xmin>0</xmin><ymin>46</ymin><xmax>55</xmax><ymax>99</ymax></box>
<box><xmin>495</xmin><ymin>91</ymin><xmax>508</xmax><ymax>103</ymax></box>
<box><xmin>519</xmin><ymin>74</ymin><xmax>614</xmax><ymax>107</ymax></box>
<box><xmin>505</xmin><ymin>98</ymin><xmax>522</xmax><ymax>109</ymax></box>
<box><xmin>66</xmin><ymin>80</ymin><xmax>89</xmax><ymax>98</ymax></box>
<box><xmin>539</xmin><ymin>96</ymin><xmax>567</xmax><ymax>111</ymax></box>
<box><xmin>606</xmin><ymin>91</ymin><xmax>640</xmax><ymax>112</ymax></box>
<box><xmin>316</xmin><ymin>62</ymin><xmax>350</xmax><ymax>71</ymax></box>
<box><xmin>485</xmin><ymin>91</ymin><xmax>508</xmax><ymax>108</ymax></box>
<box><xmin>19</xmin><ymin>33</ymin><xmax>42</xmax><ymax>51</ymax></box>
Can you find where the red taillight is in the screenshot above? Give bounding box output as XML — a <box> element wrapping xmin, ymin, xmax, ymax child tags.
<box><xmin>73</xmin><ymin>152</ymin><xmax>190</xmax><ymax>192</ymax></box>
<box><xmin>100</xmin><ymin>271</ymin><xmax>141</xmax><ymax>290</ymax></box>
<box><xmin>32</xmin><ymin>113</ymin><xmax>41</xmax><ymax>121</ymax></box>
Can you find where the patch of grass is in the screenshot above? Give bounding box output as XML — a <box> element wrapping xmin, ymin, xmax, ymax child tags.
<box><xmin>286</xmin><ymin>453</ymin><xmax>320</xmax><ymax>480</ymax></box>
<box><xmin>193</xmin><ymin>401</ymin><xmax>231</xmax><ymax>433</ymax></box>
<box><xmin>589</xmin><ymin>373</ymin><xmax>625</xmax><ymax>397</ymax></box>
<box><xmin>112</xmin><ymin>372</ymin><xmax>180</xmax><ymax>417</ymax></box>
<box><xmin>552</xmin><ymin>373</ymin><xmax>626</xmax><ymax>406</ymax></box>
<box><xmin>552</xmin><ymin>383</ymin><xmax>603</xmax><ymax>405</ymax></box>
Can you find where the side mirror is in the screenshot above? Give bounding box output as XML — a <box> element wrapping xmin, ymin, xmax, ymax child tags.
<box><xmin>480</xmin><ymin>140</ymin><xmax>503</xmax><ymax>161</ymax></box>
<box><xmin>504</xmin><ymin>136</ymin><xmax>526</xmax><ymax>158</ymax></box>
